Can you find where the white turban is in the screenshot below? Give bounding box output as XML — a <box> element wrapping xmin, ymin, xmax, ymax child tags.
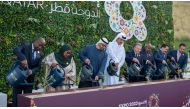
<box><xmin>112</xmin><ymin>32</ymin><xmax>128</xmax><ymax>46</ymax></box>
<box><xmin>113</xmin><ymin>32</ymin><xmax>127</xmax><ymax>42</ymax></box>
<box><xmin>96</xmin><ymin>37</ymin><xmax>109</xmax><ymax>45</ymax></box>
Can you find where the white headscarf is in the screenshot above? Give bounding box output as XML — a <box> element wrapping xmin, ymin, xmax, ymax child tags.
<box><xmin>106</xmin><ymin>33</ymin><xmax>126</xmax><ymax>64</ymax></box>
<box><xmin>113</xmin><ymin>32</ymin><xmax>127</xmax><ymax>46</ymax></box>
<box><xmin>96</xmin><ymin>37</ymin><xmax>109</xmax><ymax>45</ymax></box>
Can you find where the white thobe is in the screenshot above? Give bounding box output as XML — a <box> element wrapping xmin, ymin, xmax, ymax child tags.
<box><xmin>104</xmin><ymin>41</ymin><xmax>126</xmax><ymax>85</ymax></box>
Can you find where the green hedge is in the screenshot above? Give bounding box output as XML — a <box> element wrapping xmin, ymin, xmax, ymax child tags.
<box><xmin>0</xmin><ymin>1</ymin><xmax>173</xmax><ymax>99</ymax></box>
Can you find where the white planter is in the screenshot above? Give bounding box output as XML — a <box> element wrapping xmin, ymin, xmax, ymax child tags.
<box><xmin>183</xmin><ymin>73</ymin><xmax>190</xmax><ymax>79</ymax></box>
<box><xmin>0</xmin><ymin>92</ymin><xmax>7</xmax><ymax>107</ymax></box>
<box><xmin>185</xmin><ymin>63</ymin><xmax>190</xmax><ymax>72</ymax></box>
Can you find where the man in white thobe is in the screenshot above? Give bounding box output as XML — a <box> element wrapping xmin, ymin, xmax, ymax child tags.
<box><xmin>104</xmin><ymin>32</ymin><xmax>126</xmax><ymax>85</ymax></box>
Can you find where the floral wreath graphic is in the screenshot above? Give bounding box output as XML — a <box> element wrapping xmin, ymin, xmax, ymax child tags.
<box><xmin>148</xmin><ymin>93</ymin><xmax>160</xmax><ymax>107</ymax></box>
<box><xmin>104</xmin><ymin>1</ymin><xmax>147</xmax><ymax>41</ymax></box>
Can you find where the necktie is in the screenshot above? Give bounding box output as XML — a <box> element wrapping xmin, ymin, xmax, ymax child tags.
<box><xmin>32</xmin><ymin>50</ymin><xmax>36</xmax><ymax>60</ymax></box>
<box><xmin>163</xmin><ymin>54</ymin><xmax>166</xmax><ymax>59</ymax></box>
<box><xmin>177</xmin><ymin>52</ymin><xmax>181</xmax><ymax>62</ymax></box>
<box><xmin>135</xmin><ymin>53</ymin><xmax>138</xmax><ymax>58</ymax></box>
<box><xmin>137</xmin><ymin>54</ymin><xmax>140</xmax><ymax>57</ymax></box>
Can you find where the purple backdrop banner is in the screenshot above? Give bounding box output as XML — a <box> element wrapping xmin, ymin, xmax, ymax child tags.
<box><xmin>18</xmin><ymin>79</ymin><xmax>190</xmax><ymax>107</ymax></box>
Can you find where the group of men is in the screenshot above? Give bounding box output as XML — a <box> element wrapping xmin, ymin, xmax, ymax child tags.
<box><xmin>10</xmin><ymin>34</ymin><xmax>188</xmax><ymax>106</ymax></box>
<box><xmin>126</xmin><ymin>43</ymin><xmax>188</xmax><ymax>82</ymax></box>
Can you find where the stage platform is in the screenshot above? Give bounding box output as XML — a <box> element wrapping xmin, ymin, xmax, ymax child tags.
<box><xmin>18</xmin><ymin>79</ymin><xmax>190</xmax><ymax>107</ymax></box>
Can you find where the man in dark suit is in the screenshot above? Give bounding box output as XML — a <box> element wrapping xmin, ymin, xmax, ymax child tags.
<box><xmin>141</xmin><ymin>43</ymin><xmax>156</xmax><ymax>81</ymax></box>
<box><xmin>12</xmin><ymin>37</ymin><xmax>46</xmax><ymax>106</ymax></box>
<box><xmin>154</xmin><ymin>44</ymin><xmax>169</xmax><ymax>80</ymax></box>
<box><xmin>167</xmin><ymin>43</ymin><xmax>188</xmax><ymax>79</ymax></box>
<box><xmin>126</xmin><ymin>43</ymin><xmax>144</xmax><ymax>82</ymax></box>
<box><xmin>126</xmin><ymin>43</ymin><xmax>144</xmax><ymax>66</ymax></box>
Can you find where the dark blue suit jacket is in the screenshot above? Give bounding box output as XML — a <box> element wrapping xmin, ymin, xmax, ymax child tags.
<box><xmin>154</xmin><ymin>49</ymin><xmax>167</xmax><ymax>69</ymax></box>
<box><xmin>79</xmin><ymin>44</ymin><xmax>107</xmax><ymax>78</ymax></box>
<box><xmin>13</xmin><ymin>43</ymin><xmax>44</xmax><ymax>83</ymax></box>
<box><xmin>125</xmin><ymin>50</ymin><xmax>144</xmax><ymax>67</ymax></box>
<box><xmin>167</xmin><ymin>50</ymin><xmax>188</xmax><ymax>71</ymax></box>
<box><xmin>141</xmin><ymin>49</ymin><xmax>156</xmax><ymax>66</ymax></box>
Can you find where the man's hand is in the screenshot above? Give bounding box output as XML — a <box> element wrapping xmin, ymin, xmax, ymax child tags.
<box><xmin>84</xmin><ymin>58</ymin><xmax>91</xmax><ymax>65</ymax></box>
<box><xmin>51</xmin><ymin>63</ymin><xmax>57</xmax><ymax>68</ymax></box>
<box><xmin>115</xmin><ymin>63</ymin><xmax>119</xmax><ymax>69</ymax></box>
<box><xmin>28</xmin><ymin>69</ymin><xmax>32</xmax><ymax>76</ymax></box>
<box><xmin>21</xmin><ymin>60</ymin><xmax>28</xmax><ymax>68</ymax></box>
<box><xmin>95</xmin><ymin>76</ymin><xmax>99</xmax><ymax>81</ymax></box>
<box><xmin>65</xmin><ymin>73</ymin><xmax>73</xmax><ymax>78</ymax></box>
<box><xmin>146</xmin><ymin>60</ymin><xmax>151</xmax><ymax>64</ymax></box>
<box><xmin>178</xmin><ymin>69</ymin><xmax>182</xmax><ymax>73</ymax></box>
<box><xmin>171</xmin><ymin>57</ymin><xmax>175</xmax><ymax>61</ymax></box>
<box><xmin>132</xmin><ymin>58</ymin><xmax>139</xmax><ymax>64</ymax></box>
<box><xmin>162</xmin><ymin>60</ymin><xmax>167</xmax><ymax>64</ymax></box>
